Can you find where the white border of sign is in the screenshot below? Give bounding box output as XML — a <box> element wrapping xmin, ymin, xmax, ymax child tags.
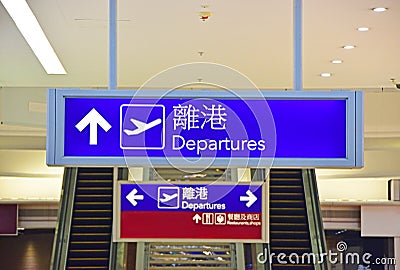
<box><xmin>46</xmin><ymin>89</ymin><xmax>363</xmax><ymax>168</ymax></box>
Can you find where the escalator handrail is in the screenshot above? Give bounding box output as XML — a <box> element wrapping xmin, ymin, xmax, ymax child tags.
<box><xmin>302</xmin><ymin>168</ymin><xmax>329</xmax><ymax>270</ymax></box>
<box><xmin>50</xmin><ymin>167</ymin><xmax>78</xmax><ymax>270</ymax></box>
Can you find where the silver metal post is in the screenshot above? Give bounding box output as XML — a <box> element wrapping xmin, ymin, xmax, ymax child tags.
<box><xmin>294</xmin><ymin>0</ymin><xmax>303</xmax><ymax>91</ymax></box>
<box><xmin>109</xmin><ymin>0</ymin><xmax>117</xmax><ymax>90</ymax></box>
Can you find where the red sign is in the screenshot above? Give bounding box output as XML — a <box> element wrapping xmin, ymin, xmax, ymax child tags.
<box><xmin>121</xmin><ymin>211</ymin><xmax>263</xmax><ymax>240</ymax></box>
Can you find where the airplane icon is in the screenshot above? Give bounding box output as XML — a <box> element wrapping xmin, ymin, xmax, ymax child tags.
<box><xmin>123</xmin><ymin>118</ymin><xmax>162</xmax><ymax>136</ymax></box>
<box><xmin>159</xmin><ymin>193</ymin><xmax>179</xmax><ymax>203</ymax></box>
<box><xmin>120</xmin><ymin>104</ymin><xmax>165</xmax><ymax>150</ymax></box>
<box><xmin>157</xmin><ymin>186</ymin><xmax>180</xmax><ymax>209</ymax></box>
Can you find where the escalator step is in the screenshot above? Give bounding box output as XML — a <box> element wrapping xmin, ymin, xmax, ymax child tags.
<box><xmin>71</xmin><ymin>235</ymin><xmax>110</xmax><ymax>241</ymax></box>
<box><xmin>73</xmin><ymin>225</ymin><xmax>111</xmax><ymax>228</ymax></box>
<box><xmin>74</xmin><ymin>212</ymin><xmax>111</xmax><ymax>216</ymax></box>
<box><xmin>270</xmin><ymin>192</ymin><xmax>304</xmax><ymax>196</ymax></box>
<box><xmin>75</xmin><ymin>209</ymin><xmax>112</xmax><ymax>213</ymax></box>
<box><xmin>76</xmin><ymin>194</ymin><xmax>112</xmax><ymax>198</ymax></box>
<box><xmin>74</xmin><ymin>202</ymin><xmax>112</xmax><ymax>205</ymax></box>
<box><xmin>77</xmin><ymin>187</ymin><xmax>113</xmax><ymax>191</ymax></box>
<box><xmin>79</xmin><ymin>180</ymin><xmax>113</xmax><ymax>183</ymax></box>
<box><xmin>70</xmin><ymin>237</ymin><xmax>111</xmax><ymax>241</ymax></box>
<box><xmin>270</xmin><ymin>208</ymin><xmax>304</xmax><ymax>211</ymax></box>
<box><xmin>69</xmin><ymin>245</ymin><xmax>110</xmax><ymax>250</ymax></box>
<box><xmin>71</xmin><ymin>230</ymin><xmax>111</xmax><ymax>235</ymax></box>
<box><xmin>270</xmin><ymin>200</ymin><xmax>304</xmax><ymax>203</ymax></box>
<box><xmin>270</xmin><ymin>169</ymin><xmax>301</xmax><ymax>174</ymax></box>
<box><xmin>71</xmin><ymin>241</ymin><xmax>109</xmax><ymax>245</ymax></box>
<box><xmin>271</xmin><ymin>264</ymin><xmax>314</xmax><ymax>269</ymax></box>
<box><xmin>270</xmin><ymin>247</ymin><xmax>311</xmax><ymax>251</ymax></box>
<box><xmin>271</xmin><ymin>239</ymin><xmax>309</xmax><ymax>243</ymax></box>
<box><xmin>270</xmin><ymin>230</ymin><xmax>308</xmax><ymax>234</ymax></box>
<box><xmin>270</xmin><ymin>240</ymin><xmax>311</xmax><ymax>248</ymax></box>
<box><xmin>73</xmin><ymin>217</ymin><xmax>112</xmax><ymax>220</ymax></box>
<box><xmin>78</xmin><ymin>181</ymin><xmax>112</xmax><ymax>186</ymax></box>
<box><xmin>271</xmin><ymin>218</ymin><xmax>307</xmax><ymax>222</ymax></box>
<box><xmin>68</xmin><ymin>263</ymin><xmax>108</xmax><ymax>267</ymax></box>
<box><xmin>70</xmin><ymin>249</ymin><xmax>109</xmax><ymax>252</ymax></box>
<box><xmin>67</xmin><ymin>265</ymin><xmax>109</xmax><ymax>269</ymax></box>
<box><xmin>270</xmin><ymin>215</ymin><xmax>306</xmax><ymax>219</ymax></box>
<box><xmin>69</xmin><ymin>258</ymin><xmax>109</xmax><ymax>261</ymax></box>
<box><xmin>270</xmin><ymin>232</ymin><xmax>309</xmax><ymax>240</ymax></box>
<box><xmin>72</xmin><ymin>232</ymin><xmax>110</xmax><ymax>235</ymax></box>
<box><xmin>68</xmin><ymin>252</ymin><xmax>110</xmax><ymax>258</ymax></box>
<box><xmin>270</xmin><ymin>185</ymin><xmax>302</xmax><ymax>189</ymax></box>
<box><xmin>78</xmin><ymin>171</ymin><xmax>113</xmax><ymax>175</ymax></box>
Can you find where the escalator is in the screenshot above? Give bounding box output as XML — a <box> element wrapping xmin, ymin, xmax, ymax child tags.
<box><xmin>145</xmin><ymin>242</ymin><xmax>236</xmax><ymax>269</ymax></box>
<box><xmin>51</xmin><ymin>167</ymin><xmax>114</xmax><ymax>270</ymax></box>
<box><xmin>51</xmin><ymin>167</ymin><xmax>326</xmax><ymax>270</ymax></box>
<box><xmin>269</xmin><ymin>169</ymin><xmax>327</xmax><ymax>270</ymax></box>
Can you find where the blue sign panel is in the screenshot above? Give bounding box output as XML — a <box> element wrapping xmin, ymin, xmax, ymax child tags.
<box><xmin>64</xmin><ymin>98</ymin><xmax>274</xmax><ymax>158</ymax></box>
<box><xmin>120</xmin><ymin>183</ymin><xmax>262</xmax><ymax>212</ymax></box>
<box><xmin>47</xmin><ymin>89</ymin><xmax>363</xmax><ymax>167</ymax></box>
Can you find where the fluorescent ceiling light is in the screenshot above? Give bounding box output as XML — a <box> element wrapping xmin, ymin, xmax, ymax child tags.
<box><xmin>320</xmin><ymin>73</ymin><xmax>332</xmax><ymax>78</ymax></box>
<box><xmin>331</xmin><ymin>59</ymin><xmax>343</xmax><ymax>64</ymax></box>
<box><xmin>372</xmin><ymin>7</ymin><xmax>387</xmax><ymax>13</ymax></box>
<box><xmin>357</xmin><ymin>27</ymin><xmax>370</xmax><ymax>32</ymax></box>
<box><xmin>1</xmin><ymin>0</ymin><xmax>66</xmax><ymax>74</ymax></box>
<box><xmin>342</xmin><ymin>45</ymin><xmax>355</xmax><ymax>50</ymax></box>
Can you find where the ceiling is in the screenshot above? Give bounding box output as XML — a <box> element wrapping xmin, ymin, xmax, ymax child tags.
<box><xmin>0</xmin><ymin>0</ymin><xmax>399</xmax><ymax>89</ymax></box>
<box><xmin>0</xmin><ymin>0</ymin><xmax>400</xmax><ymax>193</ymax></box>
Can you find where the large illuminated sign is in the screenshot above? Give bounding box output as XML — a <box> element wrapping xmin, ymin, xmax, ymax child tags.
<box><xmin>47</xmin><ymin>89</ymin><xmax>363</xmax><ymax>167</ymax></box>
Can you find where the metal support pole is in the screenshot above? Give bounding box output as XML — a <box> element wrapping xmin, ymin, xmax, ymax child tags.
<box><xmin>389</xmin><ymin>179</ymin><xmax>400</xmax><ymax>270</ymax></box>
<box><xmin>293</xmin><ymin>0</ymin><xmax>303</xmax><ymax>91</ymax></box>
<box><xmin>109</xmin><ymin>0</ymin><xmax>117</xmax><ymax>90</ymax></box>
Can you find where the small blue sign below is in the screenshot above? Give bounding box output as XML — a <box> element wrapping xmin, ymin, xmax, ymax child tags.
<box><xmin>117</xmin><ymin>181</ymin><xmax>268</xmax><ymax>242</ymax></box>
<box><xmin>120</xmin><ymin>182</ymin><xmax>264</xmax><ymax>213</ymax></box>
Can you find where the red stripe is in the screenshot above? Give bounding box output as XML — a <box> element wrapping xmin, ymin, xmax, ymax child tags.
<box><xmin>120</xmin><ymin>211</ymin><xmax>262</xmax><ymax>240</ymax></box>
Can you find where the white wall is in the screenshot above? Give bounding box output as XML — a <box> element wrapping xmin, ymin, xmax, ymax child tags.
<box><xmin>0</xmin><ymin>177</ymin><xmax>62</xmax><ymax>200</ymax></box>
<box><xmin>317</xmin><ymin>178</ymin><xmax>388</xmax><ymax>201</ymax></box>
<box><xmin>361</xmin><ymin>205</ymin><xmax>400</xmax><ymax>237</ymax></box>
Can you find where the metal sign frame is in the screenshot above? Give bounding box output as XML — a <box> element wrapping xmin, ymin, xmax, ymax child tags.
<box><xmin>47</xmin><ymin>89</ymin><xmax>363</xmax><ymax>168</ymax></box>
<box><xmin>113</xmin><ymin>180</ymin><xmax>268</xmax><ymax>243</ymax></box>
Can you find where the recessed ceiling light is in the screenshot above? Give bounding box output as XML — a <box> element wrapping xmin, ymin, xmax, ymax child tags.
<box><xmin>199</xmin><ymin>5</ymin><xmax>212</xmax><ymax>21</ymax></box>
<box><xmin>342</xmin><ymin>45</ymin><xmax>356</xmax><ymax>50</ymax></box>
<box><xmin>372</xmin><ymin>7</ymin><xmax>388</xmax><ymax>12</ymax></box>
<box><xmin>357</xmin><ymin>27</ymin><xmax>370</xmax><ymax>32</ymax></box>
<box><xmin>331</xmin><ymin>60</ymin><xmax>343</xmax><ymax>64</ymax></box>
<box><xmin>320</xmin><ymin>73</ymin><xmax>332</xmax><ymax>78</ymax></box>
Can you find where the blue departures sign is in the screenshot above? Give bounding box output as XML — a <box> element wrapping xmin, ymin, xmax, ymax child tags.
<box><xmin>65</xmin><ymin>98</ymin><xmax>274</xmax><ymax>158</ymax></box>
<box><xmin>47</xmin><ymin>89</ymin><xmax>363</xmax><ymax>167</ymax></box>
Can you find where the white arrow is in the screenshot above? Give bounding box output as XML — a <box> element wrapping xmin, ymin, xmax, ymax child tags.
<box><xmin>240</xmin><ymin>190</ymin><xmax>258</xmax><ymax>208</ymax></box>
<box><xmin>193</xmin><ymin>214</ymin><xmax>202</xmax><ymax>224</ymax></box>
<box><xmin>126</xmin><ymin>188</ymin><xmax>144</xmax><ymax>206</ymax></box>
<box><xmin>75</xmin><ymin>108</ymin><xmax>112</xmax><ymax>145</ymax></box>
